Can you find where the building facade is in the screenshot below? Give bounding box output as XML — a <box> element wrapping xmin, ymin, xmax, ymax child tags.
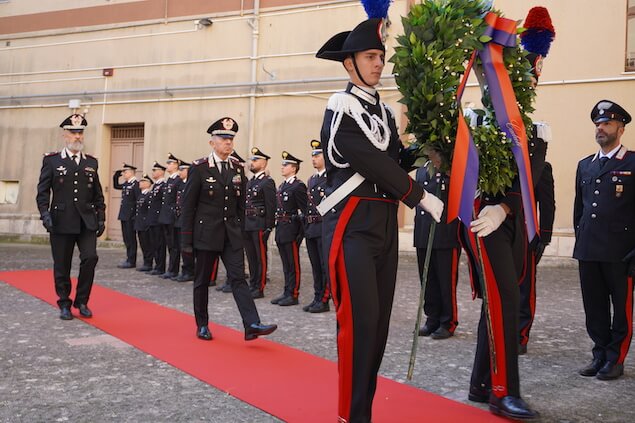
<box><xmin>0</xmin><ymin>0</ymin><xmax>634</xmax><ymax>256</ymax></box>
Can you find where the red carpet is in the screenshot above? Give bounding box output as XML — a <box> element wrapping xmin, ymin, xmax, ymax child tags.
<box><xmin>1</xmin><ymin>270</ymin><xmax>502</xmax><ymax>422</ymax></box>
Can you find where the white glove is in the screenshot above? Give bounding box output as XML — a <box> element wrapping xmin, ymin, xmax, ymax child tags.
<box><xmin>470</xmin><ymin>205</ymin><xmax>507</xmax><ymax>237</ymax></box>
<box><xmin>419</xmin><ymin>190</ymin><xmax>444</xmax><ymax>223</ymax></box>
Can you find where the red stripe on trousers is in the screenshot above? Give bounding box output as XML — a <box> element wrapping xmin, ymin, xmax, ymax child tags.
<box><xmin>327</xmin><ymin>197</ymin><xmax>361</xmax><ymax>423</ymax></box>
<box><xmin>258</xmin><ymin>230</ymin><xmax>267</xmax><ymax>291</ymax></box>
<box><xmin>291</xmin><ymin>240</ymin><xmax>301</xmax><ymax>298</ymax></box>
<box><xmin>210</xmin><ymin>256</ymin><xmax>219</xmax><ymax>281</ymax></box>
<box><xmin>478</xmin><ymin>237</ymin><xmax>509</xmax><ymax>397</ymax></box>
<box><xmin>449</xmin><ymin>247</ymin><xmax>459</xmax><ymax>333</ymax></box>
<box><xmin>520</xmin><ymin>253</ymin><xmax>536</xmax><ymax>346</ymax></box>
<box><xmin>618</xmin><ymin>276</ymin><xmax>634</xmax><ymax>364</ymax></box>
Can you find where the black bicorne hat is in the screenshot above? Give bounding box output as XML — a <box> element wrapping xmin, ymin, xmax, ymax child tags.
<box><xmin>316</xmin><ymin>18</ymin><xmax>386</xmax><ymax>62</ymax></box>
<box><xmin>141</xmin><ymin>174</ymin><xmax>154</xmax><ymax>184</ymax></box>
<box><xmin>178</xmin><ymin>162</ymin><xmax>191</xmax><ymax>170</ymax></box>
<box><xmin>121</xmin><ymin>163</ymin><xmax>137</xmax><ymax>171</ymax></box>
<box><xmin>230</xmin><ymin>150</ymin><xmax>246</xmax><ymax>164</ymax></box>
<box><xmin>166</xmin><ymin>152</ymin><xmax>181</xmax><ymax>164</ymax></box>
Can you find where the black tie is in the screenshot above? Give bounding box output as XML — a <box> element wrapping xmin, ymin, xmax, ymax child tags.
<box><xmin>599</xmin><ymin>156</ymin><xmax>609</xmax><ymax>168</ymax></box>
<box><xmin>221</xmin><ymin>161</ymin><xmax>228</xmax><ymax>174</ymax></box>
<box><xmin>71</xmin><ymin>154</ymin><xmax>77</xmax><ymax>164</ymax></box>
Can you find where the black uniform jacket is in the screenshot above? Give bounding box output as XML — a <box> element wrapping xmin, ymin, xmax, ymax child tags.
<box><xmin>37</xmin><ymin>150</ymin><xmax>105</xmax><ymax>234</ymax></box>
<box><xmin>244</xmin><ymin>172</ymin><xmax>276</xmax><ymax>232</ymax></box>
<box><xmin>413</xmin><ymin>164</ymin><xmax>459</xmax><ymax>249</ymax></box>
<box><xmin>275</xmin><ymin>177</ymin><xmax>308</xmax><ymax>244</ymax></box>
<box><xmin>113</xmin><ymin>174</ymin><xmax>139</xmax><ymax>221</ymax></box>
<box><xmin>573</xmin><ymin>145</ymin><xmax>635</xmax><ymax>262</ymax></box>
<box><xmin>174</xmin><ymin>178</ymin><xmax>186</xmax><ymax>229</ymax></box>
<box><xmin>305</xmin><ymin>172</ymin><xmax>327</xmax><ymax>239</ymax></box>
<box><xmin>147</xmin><ymin>179</ymin><xmax>165</xmax><ymax>226</ymax></box>
<box><xmin>134</xmin><ymin>190</ymin><xmax>152</xmax><ymax>232</ymax></box>
<box><xmin>158</xmin><ymin>173</ymin><xmax>181</xmax><ymax>225</ymax></box>
<box><xmin>181</xmin><ymin>155</ymin><xmax>247</xmax><ymax>252</ymax></box>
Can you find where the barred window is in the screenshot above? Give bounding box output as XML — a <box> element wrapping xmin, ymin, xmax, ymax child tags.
<box><xmin>628</xmin><ymin>0</ymin><xmax>635</xmax><ymax>71</ymax></box>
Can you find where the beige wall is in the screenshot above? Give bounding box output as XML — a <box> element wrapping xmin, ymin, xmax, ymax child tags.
<box><xmin>1</xmin><ymin>0</ymin><xmax>634</xmax><ymax>255</ymax></box>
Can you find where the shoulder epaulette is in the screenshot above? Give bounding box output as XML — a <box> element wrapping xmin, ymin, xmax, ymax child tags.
<box><xmin>192</xmin><ymin>156</ymin><xmax>209</xmax><ymax>166</ymax></box>
<box><xmin>43</xmin><ymin>151</ymin><xmax>59</xmax><ymax>157</ymax></box>
<box><xmin>85</xmin><ymin>153</ymin><xmax>97</xmax><ymax>160</ymax></box>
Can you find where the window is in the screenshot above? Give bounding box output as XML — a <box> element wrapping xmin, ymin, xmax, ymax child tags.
<box><xmin>628</xmin><ymin>0</ymin><xmax>635</xmax><ymax>71</ymax></box>
<box><xmin>0</xmin><ymin>181</ymin><xmax>19</xmax><ymax>204</ymax></box>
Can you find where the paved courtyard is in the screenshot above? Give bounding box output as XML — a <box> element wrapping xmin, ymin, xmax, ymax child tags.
<box><xmin>0</xmin><ymin>241</ymin><xmax>633</xmax><ymax>422</ymax></box>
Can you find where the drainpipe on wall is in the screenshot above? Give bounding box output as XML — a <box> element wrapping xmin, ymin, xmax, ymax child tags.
<box><xmin>247</xmin><ymin>0</ymin><xmax>260</xmax><ymax>155</ymax></box>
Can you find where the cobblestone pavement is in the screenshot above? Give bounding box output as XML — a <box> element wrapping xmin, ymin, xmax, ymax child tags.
<box><xmin>0</xmin><ymin>241</ymin><xmax>633</xmax><ymax>422</ymax></box>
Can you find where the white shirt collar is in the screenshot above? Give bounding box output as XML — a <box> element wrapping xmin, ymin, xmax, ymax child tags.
<box><xmin>285</xmin><ymin>175</ymin><xmax>296</xmax><ymax>184</ymax></box>
<box><xmin>142</xmin><ymin>188</ymin><xmax>151</xmax><ymax>194</ymax></box>
<box><xmin>62</xmin><ymin>148</ymin><xmax>85</xmax><ymax>161</ymax></box>
<box><xmin>169</xmin><ymin>172</ymin><xmax>179</xmax><ymax>179</ymax></box>
<box><xmin>209</xmin><ymin>151</ymin><xmax>230</xmax><ymax>167</ymax></box>
<box><xmin>254</xmin><ymin>170</ymin><xmax>266</xmax><ymax>179</ymax></box>
<box><xmin>127</xmin><ymin>176</ymin><xmax>137</xmax><ymax>183</ymax></box>
<box><xmin>316</xmin><ymin>169</ymin><xmax>326</xmax><ymax>177</ymax></box>
<box><xmin>594</xmin><ymin>144</ymin><xmax>622</xmax><ymax>161</ymax></box>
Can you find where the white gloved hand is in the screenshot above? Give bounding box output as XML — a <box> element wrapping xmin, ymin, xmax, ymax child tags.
<box><xmin>419</xmin><ymin>190</ymin><xmax>444</xmax><ymax>223</ymax></box>
<box><xmin>470</xmin><ymin>205</ymin><xmax>507</xmax><ymax>237</ymax></box>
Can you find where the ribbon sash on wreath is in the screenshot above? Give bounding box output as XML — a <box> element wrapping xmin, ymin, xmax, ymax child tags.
<box><xmin>447</xmin><ymin>12</ymin><xmax>539</xmax><ymax>243</ymax></box>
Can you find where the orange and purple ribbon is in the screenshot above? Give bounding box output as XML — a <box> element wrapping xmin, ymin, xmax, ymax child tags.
<box><xmin>448</xmin><ymin>12</ymin><xmax>539</xmax><ymax>243</ymax></box>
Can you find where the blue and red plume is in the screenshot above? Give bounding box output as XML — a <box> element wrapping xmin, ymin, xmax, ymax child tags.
<box><xmin>360</xmin><ymin>0</ymin><xmax>391</xmax><ymax>19</ymax></box>
<box><xmin>520</xmin><ymin>6</ymin><xmax>555</xmax><ymax>57</ymax></box>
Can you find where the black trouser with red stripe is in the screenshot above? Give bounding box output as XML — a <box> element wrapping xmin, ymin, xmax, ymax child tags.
<box><xmin>277</xmin><ymin>240</ymin><xmax>301</xmax><ymax>298</ymax></box>
<box><xmin>306</xmin><ymin>235</ymin><xmax>329</xmax><ymax>303</ymax></box>
<box><xmin>192</xmin><ymin>241</ymin><xmax>259</xmax><ymax>329</ymax></box>
<box><xmin>120</xmin><ymin>219</ymin><xmax>137</xmax><ymax>265</ymax></box>
<box><xmin>416</xmin><ymin>247</ymin><xmax>460</xmax><ymax>333</ymax></box>
<box><xmin>519</xmin><ymin>244</ymin><xmax>536</xmax><ymax>346</ymax></box>
<box><xmin>579</xmin><ymin>261</ymin><xmax>634</xmax><ymax>365</ymax></box>
<box><xmin>470</xmin><ymin>217</ymin><xmax>523</xmax><ymax>398</ymax></box>
<box><xmin>244</xmin><ymin>230</ymin><xmax>269</xmax><ymax>293</ymax></box>
<box><xmin>327</xmin><ymin>198</ymin><xmax>398</xmax><ymax>423</ymax></box>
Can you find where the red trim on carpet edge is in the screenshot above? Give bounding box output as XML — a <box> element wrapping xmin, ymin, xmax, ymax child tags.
<box><xmin>0</xmin><ymin>270</ymin><xmax>502</xmax><ymax>422</ymax></box>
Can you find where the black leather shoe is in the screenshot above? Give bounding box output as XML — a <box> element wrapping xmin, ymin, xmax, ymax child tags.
<box><xmin>214</xmin><ymin>283</ymin><xmax>225</xmax><ymax>291</ymax></box>
<box><xmin>309</xmin><ymin>302</ymin><xmax>330</xmax><ymax>313</ymax></box>
<box><xmin>117</xmin><ymin>261</ymin><xmax>135</xmax><ymax>269</ymax></box>
<box><xmin>59</xmin><ymin>307</ymin><xmax>73</xmax><ymax>320</ymax></box>
<box><xmin>431</xmin><ymin>327</ymin><xmax>453</xmax><ymax>340</ymax></box>
<box><xmin>270</xmin><ymin>294</ymin><xmax>287</xmax><ymax>305</ymax></box>
<box><xmin>578</xmin><ymin>358</ymin><xmax>605</xmax><ymax>377</ymax></box>
<box><xmin>149</xmin><ymin>269</ymin><xmax>163</xmax><ymax>275</ymax></box>
<box><xmin>197</xmin><ymin>326</ymin><xmax>213</xmax><ymax>340</ymax></box>
<box><xmin>468</xmin><ymin>385</ymin><xmax>490</xmax><ymax>403</ymax></box>
<box><xmin>76</xmin><ymin>304</ymin><xmax>92</xmax><ymax>318</ymax></box>
<box><xmin>251</xmin><ymin>290</ymin><xmax>264</xmax><ymax>299</ymax></box>
<box><xmin>160</xmin><ymin>272</ymin><xmax>177</xmax><ymax>279</ymax></box>
<box><xmin>489</xmin><ymin>395</ymin><xmax>539</xmax><ymax>420</ymax></box>
<box><xmin>137</xmin><ymin>265</ymin><xmax>153</xmax><ymax>272</ymax></box>
<box><xmin>174</xmin><ymin>274</ymin><xmax>194</xmax><ymax>283</ymax></box>
<box><xmin>303</xmin><ymin>300</ymin><xmax>317</xmax><ymax>312</ymax></box>
<box><xmin>245</xmin><ymin>323</ymin><xmax>277</xmax><ymax>341</ymax></box>
<box><xmin>596</xmin><ymin>362</ymin><xmax>624</xmax><ymax>380</ymax></box>
<box><xmin>418</xmin><ymin>322</ymin><xmax>439</xmax><ymax>337</ymax></box>
<box><xmin>278</xmin><ymin>296</ymin><xmax>299</xmax><ymax>306</ymax></box>
<box><xmin>518</xmin><ymin>343</ymin><xmax>528</xmax><ymax>355</ymax></box>
<box><xmin>221</xmin><ymin>283</ymin><xmax>232</xmax><ymax>293</ymax></box>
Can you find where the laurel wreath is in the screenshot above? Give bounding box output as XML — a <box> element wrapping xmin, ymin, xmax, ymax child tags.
<box><xmin>391</xmin><ymin>0</ymin><xmax>536</xmax><ymax>195</ymax></box>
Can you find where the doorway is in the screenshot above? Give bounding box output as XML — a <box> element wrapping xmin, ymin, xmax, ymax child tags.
<box><xmin>107</xmin><ymin>125</ymin><xmax>144</xmax><ymax>240</ymax></box>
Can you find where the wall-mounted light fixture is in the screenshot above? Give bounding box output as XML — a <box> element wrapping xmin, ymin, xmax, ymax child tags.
<box><xmin>196</xmin><ymin>18</ymin><xmax>213</xmax><ymax>29</ymax></box>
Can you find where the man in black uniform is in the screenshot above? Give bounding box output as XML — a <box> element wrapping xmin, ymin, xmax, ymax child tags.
<box><xmin>303</xmin><ymin>140</ymin><xmax>330</xmax><ymax>313</ymax></box>
<box><xmin>414</xmin><ymin>153</ymin><xmax>461</xmax><ymax>340</ymax></box>
<box><xmin>519</xmin><ymin>121</ymin><xmax>555</xmax><ymax>354</ymax></box>
<box><xmin>158</xmin><ymin>153</ymin><xmax>182</xmax><ymax>279</ymax></box>
<box><xmin>575</xmin><ymin>100</ymin><xmax>634</xmax><ymax>381</ymax></box>
<box><xmin>134</xmin><ymin>174</ymin><xmax>155</xmax><ymax>272</ymax></box>
<box><xmin>36</xmin><ymin>114</ymin><xmax>106</xmax><ymax>320</ymax></box>
<box><xmin>271</xmin><ymin>151</ymin><xmax>308</xmax><ymax>307</ymax></box>
<box><xmin>316</xmin><ymin>19</ymin><xmax>443</xmax><ymax>422</ymax></box>
<box><xmin>181</xmin><ymin>117</ymin><xmax>277</xmax><ymax>341</ymax></box>
<box><xmin>148</xmin><ymin>161</ymin><xmax>167</xmax><ymax>275</ymax></box>
<box><xmin>113</xmin><ymin>163</ymin><xmax>139</xmax><ymax>268</ymax></box>
<box><xmin>173</xmin><ymin>162</ymin><xmax>194</xmax><ymax>282</ymax></box>
<box><xmin>244</xmin><ymin>147</ymin><xmax>276</xmax><ymax>298</ymax></box>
